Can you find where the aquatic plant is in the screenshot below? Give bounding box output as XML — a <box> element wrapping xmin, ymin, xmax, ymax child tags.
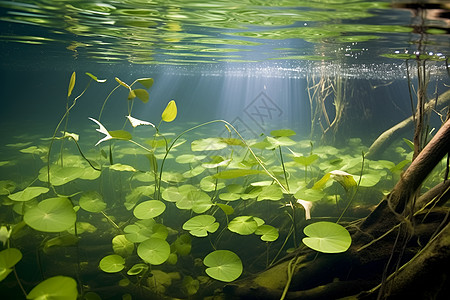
<box><xmin>2</xmin><ymin>70</ymin><xmax>448</xmax><ymax>300</ymax></box>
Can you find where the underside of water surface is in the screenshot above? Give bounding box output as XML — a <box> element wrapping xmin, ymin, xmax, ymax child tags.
<box><xmin>0</xmin><ymin>1</ymin><xmax>449</xmax><ymax>300</ymax></box>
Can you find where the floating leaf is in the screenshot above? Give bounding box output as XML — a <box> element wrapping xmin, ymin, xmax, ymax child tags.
<box><xmin>257</xmin><ymin>185</ymin><xmax>283</xmax><ymax>201</ymax></box>
<box><xmin>191</xmin><ymin>138</ymin><xmax>228</xmax><ymax>151</ymax></box>
<box><xmin>302</xmin><ymin>221</ymin><xmax>351</xmax><ymax>253</ymax></box>
<box><xmin>0</xmin><ymin>248</ymin><xmax>22</xmax><ymax>282</ymax></box>
<box><xmin>162</xmin><ymin>100</ymin><xmax>177</xmax><ymax>122</ymax></box>
<box><xmin>203</xmin><ymin>250</ymin><xmax>243</xmax><ymax>282</ymax></box>
<box><xmin>124</xmin><ymin>219</ymin><xmax>168</xmax><ymax>242</ymax></box>
<box><xmin>172</xmin><ymin>233</ymin><xmax>192</xmax><ymax>256</ymax></box>
<box><xmin>67</xmin><ymin>72</ymin><xmax>76</xmax><ymax>98</ymax></box>
<box><xmin>213</xmin><ymin>169</ymin><xmax>264</xmax><ymax>179</ymax></box>
<box><xmin>293</xmin><ymin>154</ymin><xmax>319</xmax><ymax>166</ymax></box>
<box><xmin>183</xmin><ymin>215</ymin><xmax>219</xmax><ymax>237</ymax></box>
<box><xmin>24</xmin><ymin>197</ymin><xmax>76</xmax><ymax>232</ymax></box>
<box><xmin>265</xmin><ymin>136</ymin><xmax>296</xmax><ymax>149</ymax></box>
<box><xmin>133</xmin><ymin>200</ymin><xmax>166</xmax><ymax>219</ymax></box>
<box><xmin>109</xmin><ymin>163</ymin><xmax>137</xmax><ymax>172</ymax></box>
<box><xmin>137</xmin><ymin>78</ymin><xmax>154</xmax><ymax>89</ymax></box>
<box><xmin>182</xmin><ymin>276</ymin><xmax>199</xmax><ymax>296</ymax></box>
<box><xmin>79</xmin><ymin>191</ymin><xmax>106</xmax><ymax>213</ymax></box>
<box><xmin>8</xmin><ymin>186</ymin><xmax>49</xmax><ymax>202</ymax></box>
<box><xmin>99</xmin><ymin>254</ymin><xmax>125</xmax><ymax>273</ymax></box>
<box><xmin>228</xmin><ymin>216</ymin><xmax>259</xmax><ymax>235</ymax></box>
<box><xmin>137</xmin><ymin>237</ymin><xmax>170</xmax><ymax>265</ymax></box>
<box><xmin>27</xmin><ymin>276</ymin><xmax>78</xmax><ymax>300</ymax></box>
<box><xmin>200</xmin><ymin>176</ymin><xmax>225</xmax><ymax>192</ymax></box>
<box><xmin>270</xmin><ymin>129</ymin><xmax>296</xmax><ymax>137</ymax></box>
<box><xmin>255</xmin><ymin>225</ymin><xmax>279</xmax><ymax>242</ymax></box>
<box><xmin>354</xmin><ymin>172</ymin><xmax>382</xmax><ymax>187</ymax></box>
<box><xmin>112</xmin><ymin>235</ymin><xmax>134</xmax><ymax>257</ymax></box>
<box><xmin>39</xmin><ymin>166</ymin><xmax>84</xmax><ymax>186</ymax></box>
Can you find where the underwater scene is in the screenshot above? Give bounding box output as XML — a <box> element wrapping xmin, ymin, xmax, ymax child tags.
<box><xmin>0</xmin><ymin>0</ymin><xmax>449</xmax><ymax>299</ymax></box>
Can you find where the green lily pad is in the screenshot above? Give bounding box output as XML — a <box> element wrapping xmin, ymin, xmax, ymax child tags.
<box><xmin>0</xmin><ymin>248</ymin><xmax>22</xmax><ymax>282</ymax></box>
<box><xmin>172</xmin><ymin>233</ymin><xmax>192</xmax><ymax>256</ymax></box>
<box><xmin>133</xmin><ymin>200</ymin><xmax>166</xmax><ymax>219</ymax></box>
<box><xmin>40</xmin><ymin>166</ymin><xmax>85</xmax><ymax>186</ymax></box>
<box><xmin>302</xmin><ymin>221</ymin><xmax>351</xmax><ymax>253</ymax></box>
<box><xmin>109</xmin><ymin>163</ymin><xmax>137</xmax><ymax>172</ymax></box>
<box><xmin>8</xmin><ymin>186</ymin><xmax>49</xmax><ymax>202</ymax></box>
<box><xmin>293</xmin><ymin>154</ymin><xmax>319</xmax><ymax>166</ymax></box>
<box><xmin>24</xmin><ymin>197</ymin><xmax>76</xmax><ymax>232</ymax></box>
<box><xmin>228</xmin><ymin>216</ymin><xmax>259</xmax><ymax>235</ymax></box>
<box><xmin>257</xmin><ymin>185</ymin><xmax>283</xmax><ymax>201</ymax></box>
<box><xmin>182</xmin><ymin>215</ymin><xmax>219</xmax><ymax>237</ymax></box>
<box><xmin>79</xmin><ymin>191</ymin><xmax>106</xmax><ymax>213</ymax></box>
<box><xmin>112</xmin><ymin>235</ymin><xmax>134</xmax><ymax>257</ymax></box>
<box><xmin>182</xmin><ymin>275</ymin><xmax>200</xmax><ymax>296</ymax></box>
<box><xmin>137</xmin><ymin>237</ymin><xmax>170</xmax><ymax>265</ymax></box>
<box><xmin>255</xmin><ymin>225</ymin><xmax>279</xmax><ymax>242</ymax></box>
<box><xmin>270</xmin><ymin>129</ymin><xmax>296</xmax><ymax>137</ymax></box>
<box><xmin>203</xmin><ymin>250</ymin><xmax>243</xmax><ymax>282</ymax></box>
<box><xmin>265</xmin><ymin>136</ymin><xmax>296</xmax><ymax>149</ymax></box>
<box><xmin>99</xmin><ymin>254</ymin><xmax>125</xmax><ymax>273</ymax></box>
<box><xmin>191</xmin><ymin>138</ymin><xmax>228</xmax><ymax>151</ymax></box>
<box><xmin>124</xmin><ymin>219</ymin><xmax>168</xmax><ymax>242</ymax></box>
<box><xmin>27</xmin><ymin>276</ymin><xmax>78</xmax><ymax>300</ymax></box>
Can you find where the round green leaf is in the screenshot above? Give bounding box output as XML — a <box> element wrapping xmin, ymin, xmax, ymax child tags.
<box><xmin>79</xmin><ymin>191</ymin><xmax>106</xmax><ymax>213</ymax></box>
<box><xmin>228</xmin><ymin>216</ymin><xmax>259</xmax><ymax>235</ymax></box>
<box><xmin>255</xmin><ymin>225</ymin><xmax>279</xmax><ymax>242</ymax></box>
<box><xmin>0</xmin><ymin>248</ymin><xmax>22</xmax><ymax>282</ymax></box>
<box><xmin>133</xmin><ymin>200</ymin><xmax>166</xmax><ymax>219</ymax></box>
<box><xmin>8</xmin><ymin>186</ymin><xmax>49</xmax><ymax>202</ymax></box>
<box><xmin>182</xmin><ymin>215</ymin><xmax>219</xmax><ymax>237</ymax></box>
<box><xmin>26</xmin><ymin>276</ymin><xmax>78</xmax><ymax>300</ymax></box>
<box><xmin>99</xmin><ymin>254</ymin><xmax>125</xmax><ymax>273</ymax></box>
<box><xmin>24</xmin><ymin>197</ymin><xmax>76</xmax><ymax>232</ymax></box>
<box><xmin>137</xmin><ymin>237</ymin><xmax>170</xmax><ymax>265</ymax></box>
<box><xmin>302</xmin><ymin>222</ymin><xmax>352</xmax><ymax>253</ymax></box>
<box><xmin>173</xmin><ymin>234</ymin><xmax>192</xmax><ymax>256</ymax></box>
<box><xmin>43</xmin><ymin>166</ymin><xmax>85</xmax><ymax>186</ymax></box>
<box><xmin>204</xmin><ymin>250</ymin><xmax>243</xmax><ymax>282</ymax></box>
<box><xmin>112</xmin><ymin>235</ymin><xmax>134</xmax><ymax>257</ymax></box>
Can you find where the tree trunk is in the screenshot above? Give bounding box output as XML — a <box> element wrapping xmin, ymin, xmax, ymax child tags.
<box><xmin>366</xmin><ymin>89</ymin><xmax>450</xmax><ymax>160</ymax></box>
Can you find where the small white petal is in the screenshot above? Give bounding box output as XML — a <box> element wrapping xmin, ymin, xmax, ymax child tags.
<box><xmin>126</xmin><ymin>115</ymin><xmax>155</xmax><ymax>128</ymax></box>
<box><xmin>89</xmin><ymin>117</ymin><xmax>113</xmax><ymax>146</ymax></box>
